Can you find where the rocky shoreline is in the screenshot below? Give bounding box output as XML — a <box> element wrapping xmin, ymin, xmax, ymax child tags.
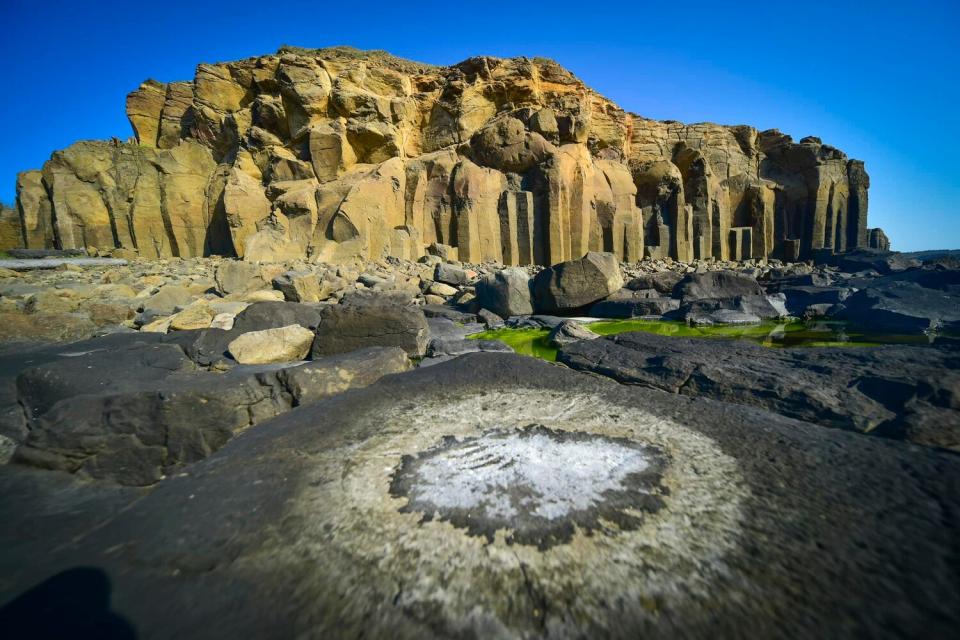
<box><xmin>0</xmin><ymin>246</ymin><xmax>958</xmax><ymax>637</ymax></box>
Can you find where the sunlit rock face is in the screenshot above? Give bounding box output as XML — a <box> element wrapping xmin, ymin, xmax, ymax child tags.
<box><xmin>7</xmin><ymin>46</ymin><xmax>880</xmax><ymax>261</ymax></box>
<box><xmin>390</xmin><ymin>425</ymin><xmax>667</xmax><ymax>548</ymax></box>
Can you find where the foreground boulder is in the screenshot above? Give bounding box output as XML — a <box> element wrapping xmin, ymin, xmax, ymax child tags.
<box><xmin>532</xmin><ymin>251</ymin><xmax>623</xmax><ymax>313</ymax></box>
<box><xmin>558</xmin><ymin>332</ymin><xmax>960</xmax><ymax>450</ymax></box>
<box><xmin>0</xmin><ymin>353</ymin><xmax>956</xmax><ymax>637</ymax></box>
<box><xmin>311</xmin><ymin>295</ymin><xmax>430</xmax><ymax>357</ymax></box>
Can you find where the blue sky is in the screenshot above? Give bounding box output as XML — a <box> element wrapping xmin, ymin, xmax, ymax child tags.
<box><xmin>1</xmin><ymin>0</ymin><xmax>957</xmax><ymax>250</ymax></box>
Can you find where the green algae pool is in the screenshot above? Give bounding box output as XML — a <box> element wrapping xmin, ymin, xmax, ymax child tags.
<box><xmin>468</xmin><ymin>319</ymin><xmax>931</xmax><ymax>362</ymax></box>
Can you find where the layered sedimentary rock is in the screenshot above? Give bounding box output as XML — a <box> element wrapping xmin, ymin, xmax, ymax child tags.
<box><xmin>9</xmin><ymin>47</ymin><xmax>879</xmax><ymax>263</ymax></box>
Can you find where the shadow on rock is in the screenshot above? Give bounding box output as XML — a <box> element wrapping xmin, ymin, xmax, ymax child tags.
<box><xmin>0</xmin><ymin>567</ymin><xmax>135</xmax><ymax>639</ymax></box>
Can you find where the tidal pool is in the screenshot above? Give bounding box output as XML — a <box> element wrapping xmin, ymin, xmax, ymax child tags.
<box><xmin>469</xmin><ymin>319</ymin><xmax>932</xmax><ymax>361</ymax></box>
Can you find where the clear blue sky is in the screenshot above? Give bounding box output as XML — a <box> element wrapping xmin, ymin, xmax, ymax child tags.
<box><xmin>1</xmin><ymin>0</ymin><xmax>957</xmax><ymax>251</ymax></box>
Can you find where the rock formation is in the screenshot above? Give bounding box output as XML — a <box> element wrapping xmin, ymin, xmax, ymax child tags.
<box><xmin>6</xmin><ymin>46</ymin><xmax>883</xmax><ymax>263</ymax></box>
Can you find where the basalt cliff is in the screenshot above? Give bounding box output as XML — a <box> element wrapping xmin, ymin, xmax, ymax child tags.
<box><xmin>5</xmin><ymin>46</ymin><xmax>887</xmax><ymax>263</ymax></box>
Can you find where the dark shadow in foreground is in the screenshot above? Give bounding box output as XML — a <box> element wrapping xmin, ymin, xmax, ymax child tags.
<box><xmin>0</xmin><ymin>566</ymin><xmax>135</xmax><ymax>639</ymax></box>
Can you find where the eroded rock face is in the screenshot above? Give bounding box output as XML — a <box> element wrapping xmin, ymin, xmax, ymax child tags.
<box><xmin>12</xmin><ymin>46</ymin><xmax>879</xmax><ymax>264</ymax></box>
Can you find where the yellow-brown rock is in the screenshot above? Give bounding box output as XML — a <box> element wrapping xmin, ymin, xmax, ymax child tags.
<box><xmin>12</xmin><ymin>46</ymin><xmax>877</xmax><ymax>265</ymax></box>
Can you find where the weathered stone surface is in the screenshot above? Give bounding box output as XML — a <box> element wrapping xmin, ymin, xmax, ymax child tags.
<box><xmin>672</xmin><ymin>270</ymin><xmax>763</xmax><ymax>300</ymax></box>
<box><xmin>0</xmin><ymin>205</ymin><xmax>22</xmax><ymax>251</ymax></box>
<box><xmin>532</xmin><ymin>251</ymin><xmax>624</xmax><ymax>312</ymax></box>
<box><xmin>547</xmin><ymin>319</ymin><xmax>599</xmax><ymax>347</ymax></box>
<box><xmin>272</xmin><ymin>270</ymin><xmax>321</xmax><ymax>302</ymax></box>
<box><xmin>625</xmin><ymin>271</ymin><xmax>683</xmax><ymax>295</ymax></box>
<box><xmin>475</xmin><ymin>267</ymin><xmax>534</xmax><ymax>318</ymax></box>
<box><xmin>277</xmin><ymin>347</ymin><xmax>410</xmax><ymax>405</ymax></box>
<box><xmin>231</xmin><ymin>301</ymin><xmax>324</xmax><ymax>333</ymax></box>
<box><xmin>836</xmin><ymin>271</ymin><xmax>960</xmax><ymax>333</ymax></box>
<box><xmin>0</xmin><ymin>354</ymin><xmax>957</xmax><ymax>638</ymax></box>
<box><xmin>215</xmin><ymin>260</ymin><xmax>285</xmax><ymax>295</ymax></box>
<box><xmin>168</xmin><ymin>303</ymin><xmax>215</xmax><ymax>331</ymax></box>
<box><xmin>823</xmin><ymin>248</ymin><xmax>919</xmax><ymax>274</ymax></box>
<box><xmin>4</xmin><ymin>335</ymin><xmax>415</xmax><ymax>486</ymax></box>
<box><xmin>559</xmin><ymin>332</ymin><xmax>960</xmax><ymax>450</ymax></box>
<box><xmin>227</xmin><ymin>325</ymin><xmax>315</xmax><ymax>364</ymax></box>
<box><xmin>589</xmin><ymin>295</ymin><xmax>680</xmax><ymax>318</ymax></box>
<box><xmin>311</xmin><ymin>296</ymin><xmax>429</xmax><ymax>357</ymax></box>
<box><xmin>434</xmin><ymin>263</ymin><xmax>471</xmax><ymax>286</ymax></box>
<box><xmin>12</xmin><ymin>47</ymin><xmax>876</xmax><ymax>264</ymax></box>
<box><xmin>0</xmin><ymin>312</ymin><xmax>97</xmax><ymax>343</ymax></box>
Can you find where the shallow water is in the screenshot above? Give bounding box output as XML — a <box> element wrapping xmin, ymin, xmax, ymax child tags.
<box><xmin>468</xmin><ymin>319</ymin><xmax>932</xmax><ymax>362</ymax></box>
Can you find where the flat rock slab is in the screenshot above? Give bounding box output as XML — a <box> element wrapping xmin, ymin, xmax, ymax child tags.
<box><xmin>3</xmin><ymin>333</ymin><xmax>411</xmax><ymax>485</ymax></box>
<box><xmin>558</xmin><ymin>332</ymin><xmax>960</xmax><ymax>450</ymax></box>
<box><xmin>1</xmin><ymin>353</ymin><xmax>957</xmax><ymax>638</ymax></box>
<box><xmin>0</xmin><ymin>258</ymin><xmax>128</xmax><ymax>270</ymax></box>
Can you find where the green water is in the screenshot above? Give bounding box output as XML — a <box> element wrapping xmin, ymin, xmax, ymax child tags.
<box><xmin>468</xmin><ymin>319</ymin><xmax>931</xmax><ymax>362</ymax></box>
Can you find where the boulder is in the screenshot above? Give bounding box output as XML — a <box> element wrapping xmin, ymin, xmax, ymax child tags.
<box><xmin>589</xmin><ymin>294</ymin><xmax>680</xmax><ymax>319</ymax></box>
<box><xmin>625</xmin><ymin>271</ymin><xmax>683</xmax><ymax>295</ymax></box>
<box><xmin>687</xmin><ymin>309</ymin><xmax>762</xmax><ymax>326</ymax></box>
<box><xmin>676</xmin><ymin>294</ymin><xmax>785</xmax><ymax>323</ymax></box>
<box><xmin>168</xmin><ymin>303</ymin><xmax>215</xmax><ymax>331</ymax></box>
<box><xmin>433</xmin><ymin>263</ymin><xmax>471</xmax><ymax>286</ymax></box>
<box><xmin>140</xmin><ymin>285</ymin><xmax>194</xmax><ymax>314</ymax></box>
<box><xmin>475</xmin><ymin>267</ymin><xmax>533</xmax><ymax>318</ymax></box>
<box><xmin>532</xmin><ymin>252</ymin><xmax>623</xmax><ymax>313</ymax></box>
<box><xmin>272</xmin><ymin>271</ymin><xmax>321</xmax><ymax>303</ymax></box>
<box><xmin>311</xmin><ymin>297</ymin><xmax>429</xmax><ymax>358</ymax></box>
<box><xmin>276</xmin><ymin>347</ymin><xmax>411</xmax><ymax>405</ymax></box>
<box><xmin>227</xmin><ymin>325</ymin><xmax>315</xmax><ymax>364</ymax></box>
<box><xmin>780</xmin><ymin>286</ymin><xmax>852</xmax><ymax>316</ymax></box>
<box><xmin>425</xmin><ymin>338</ymin><xmax>513</xmax><ymax>358</ymax></box>
<box><xmin>215</xmin><ymin>261</ymin><xmax>285</xmax><ymax>295</ymax></box>
<box><xmin>672</xmin><ymin>270</ymin><xmax>763</xmax><ymax>301</ymax></box>
<box><xmin>547</xmin><ymin>319</ymin><xmax>599</xmax><ymax>347</ymax></box>
<box><xmin>231</xmin><ymin>301</ymin><xmax>324</xmax><ymax>333</ymax></box>
<box><xmin>427</xmin><ymin>282</ymin><xmax>458</xmax><ymax>297</ymax></box>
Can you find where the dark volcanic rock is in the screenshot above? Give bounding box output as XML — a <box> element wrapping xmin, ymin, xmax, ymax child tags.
<box><xmin>6</xmin><ymin>334</ymin><xmax>412</xmax><ymax>485</ymax></box>
<box><xmin>590</xmin><ymin>294</ymin><xmax>680</xmax><ymax>318</ymax></box>
<box><xmin>547</xmin><ymin>319</ymin><xmax>599</xmax><ymax>347</ymax></box>
<box><xmin>625</xmin><ymin>271</ymin><xmax>683</xmax><ymax>294</ymax></box>
<box><xmin>836</xmin><ymin>269</ymin><xmax>960</xmax><ymax>333</ymax></box>
<box><xmin>231</xmin><ymin>301</ymin><xmax>325</xmax><ymax>333</ymax></box>
<box><xmin>822</xmin><ymin>248</ymin><xmax>921</xmax><ymax>274</ymax></box>
<box><xmin>558</xmin><ymin>332</ymin><xmax>960</xmax><ymax>450</ymax></box>
<box><xmin>532</xmin><ymin>251</ymin><xmax>623</xmax><ymax>313</ymax></box>
<box><xmin>475</xmin><ymin>267</ymin><xmax>534</xmax><ymax>318</ymax></box>
<box><xmin>311</xmin><ymin>296</ymin><xmax>430</xmax><ymax>357</ymax></box>
<box><xmin>0</xmin><ymin>353</ymin><xmax>957</xmax><ymax>638</ymax></box>
<box><xmin>672</xmin><ymin>270</ymin><xmax>763</xmax><ymax>300</ymax></box>
<box><xmin>780</xmin><ymin>285</ymin><xmax>852</xmax><ymax>316</ymax></box>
